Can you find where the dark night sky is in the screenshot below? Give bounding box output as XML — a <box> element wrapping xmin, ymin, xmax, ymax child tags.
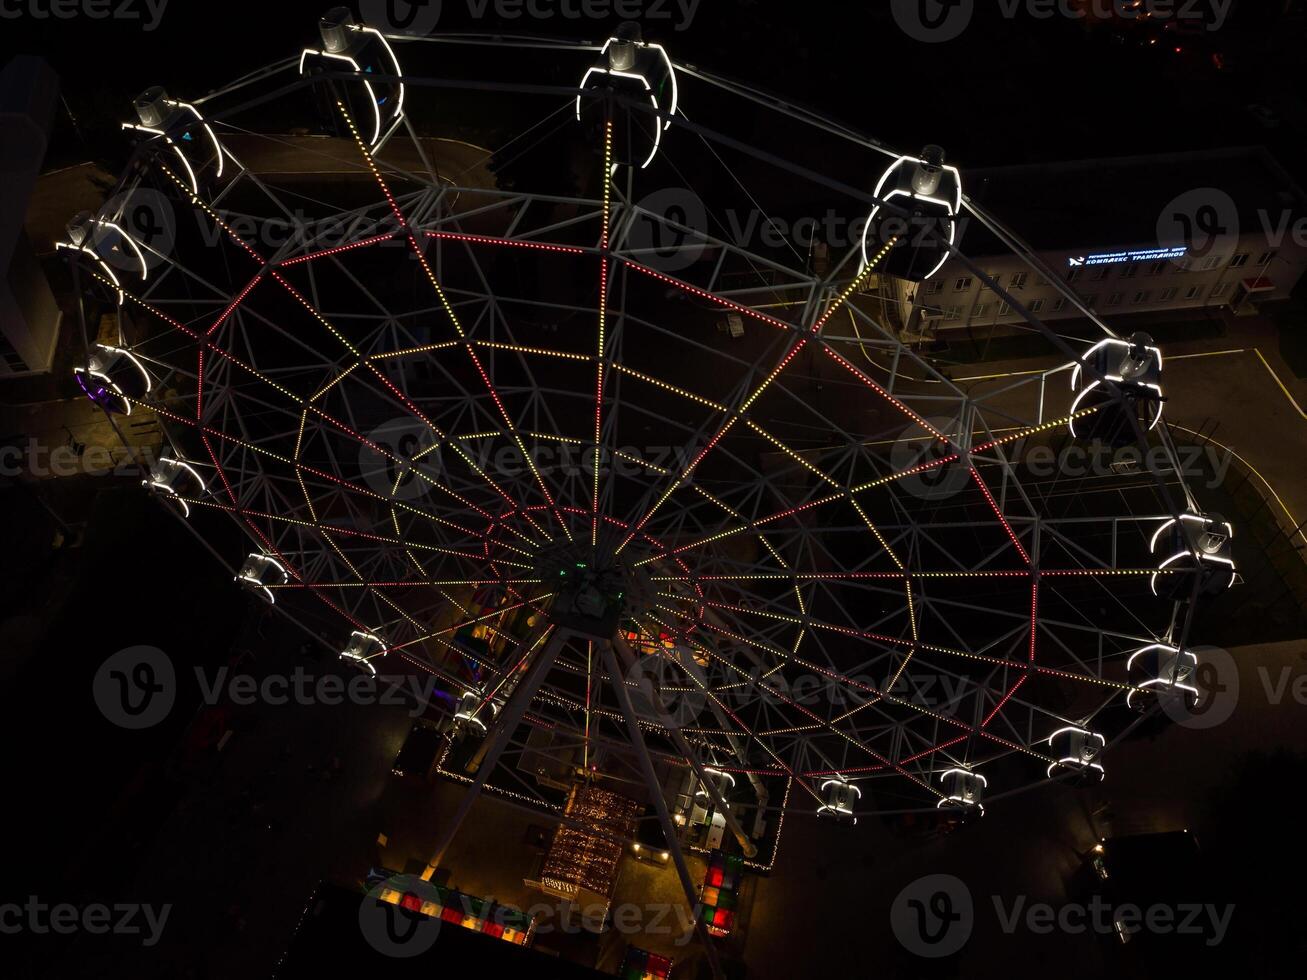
<box><xmin>1</xmin><ymin>0</ymin><xmax>1302</xmax><ymax>180</ymax></box>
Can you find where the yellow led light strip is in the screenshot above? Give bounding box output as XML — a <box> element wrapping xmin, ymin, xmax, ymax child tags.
<box><xmin>154</xmin><ymin>164</ymin><xmax>547</xmax><ymax>546</ymax></box>
<box><xmin>333</xmin><ymin>99</ymin><xmax>573</xmax><ymax>543</ymax></box>
<box><xmin>594</xmin><ymin>119</ymin><xmax>613</xmax><ymax>548</ymax></box>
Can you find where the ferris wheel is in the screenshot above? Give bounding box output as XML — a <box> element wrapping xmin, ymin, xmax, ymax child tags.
<box><xmin>66</xmin><ymin>9</ymin><xmax>1234</xmax><ymax>907</ymax></box>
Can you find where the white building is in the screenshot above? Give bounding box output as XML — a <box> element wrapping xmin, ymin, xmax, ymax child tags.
<box><xmin>906</xmin><ymin>147</ymin><xmax>1307</xmax><ymax>336</ymax></box>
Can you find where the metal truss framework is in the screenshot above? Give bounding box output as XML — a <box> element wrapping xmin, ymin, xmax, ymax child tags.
<box><xmin>69</xmin><ymin>25</ymin><xmax>1226</xmax><ymax>849</ymax></box>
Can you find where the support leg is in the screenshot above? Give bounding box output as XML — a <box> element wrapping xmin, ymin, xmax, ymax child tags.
<box><xmin>599</xmin><ymin>640</ymin><xmax>726</xmax><ymax>980</ymax></box>
<box><xmin>423</xmin><ymin>629</ymin><xmax>567</xmax><ymax>879</ymax></box>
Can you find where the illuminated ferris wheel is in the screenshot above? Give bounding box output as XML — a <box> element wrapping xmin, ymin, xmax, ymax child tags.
<box><xmin>67</xmin><ymin>9</ymin><xmax>1234</xmax><ymax>890</ymax></box>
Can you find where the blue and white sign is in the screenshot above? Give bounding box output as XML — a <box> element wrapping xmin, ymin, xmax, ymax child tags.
<box><xmin>1068</xmin><ymin>246</ymin><xmax>1188</xmax><ymax>268</ymax></box>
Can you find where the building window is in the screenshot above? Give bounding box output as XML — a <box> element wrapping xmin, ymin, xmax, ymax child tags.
<box><xmin>1010</xmin><ymin>272</ymin><xmax>1029</xmax><ymax>289</ymax></box>
<box><xmin>1051</xmin><ymin>297</ymin><xmax>1067</xmax><ymax>313</ymax></box>
<box><xmin>954</xmin><ymin>277</ymin><xmax>973</xmax><ymax>292</ymax></box>
<box><xmin>1148</xmin><ymin>261</ymin><xmax>1166</xmax><ymax>276</ymax></box>
<box><xmin>1091</xmin><ymin>267</ymin><xmax>1110</xmax><ymax>281</ymax></box>
<box><xmin>1230</xmin><ymin>253</ymin><xmax>1249</xmax><ymax>268</ymax></box>
<box><xmin>1029</xmin><ymin>299</ymin><xmax>1045</xmax><ymax>313</ymax></box>
<box><xmin>973</xmin><ymin>303</ymin><xmax>989</xmax><ymax>318</ymax></box>
<box><xmin>1211</xmin><ymin>283</ymin><xmax>1232</xmax><ymax>299</ymax></box>
<box><xmin>997</xmin><ymin>301</ymin><xmax>1012</xmax><ymax>316</ymax></box>
<box><xmin>1256</xmin><ymin>250</ymin><xmax>1278</xmax><ymax>266</ymax></box>
<box><xmin>1160</xmin><ymin>287</ymin><xmax>1178</xmax><ymax>302</ymax></box>
<box><xmin>1066</xmin><ymin>268</ymin><xmax>1081</xmax><ymax>284</ymax></box>
<box><xmin>1201</xmin><ymin>255</ymin><xmax>1223</xmax><ymax>271</ymax></box>
<box><xmin>1185</xmin><ymin>285</ymin><xmax>1204</xmax><ymax>300</ymax></box>
<box><xmin>1107</xmin><ymin>292</ymin><xmax>1124</xmax><ymax>306</ymax></box>
<box><xmin>944</xmin><ymin>306</ymin><xmax>960</xmax><ymax>321</ymax></box>
<box><xmin>1132</xmin><ymin>290</ymin><xmax>1150</xmax><ymax>305</ymax></box>
<box><xmin>1120</xmin><ymin>265</ymin><xmax>1138</xmax><ymax>279</ymax></box>
<box><xmin>1080</xmin><ymin>294</ymin><xmax>1098</xmax><ymax>309</ymax></box>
